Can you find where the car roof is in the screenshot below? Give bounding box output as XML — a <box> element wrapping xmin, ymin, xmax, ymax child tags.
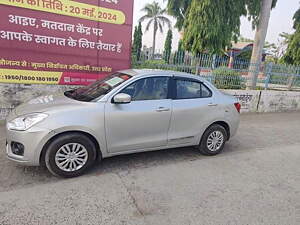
<box><xmin>118</xmin><ymin>69</ymin><xmax>206</xmax><ymax>82</ymax></box>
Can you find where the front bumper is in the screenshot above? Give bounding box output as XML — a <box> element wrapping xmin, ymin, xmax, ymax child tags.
<box><xmin>5</xmin><ymin>124</ymin><xmax>53</xmax><ymax>166</ymax></box>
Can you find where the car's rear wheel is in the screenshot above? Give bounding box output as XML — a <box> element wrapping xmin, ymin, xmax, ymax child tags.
<box><xmin>198</xmin><ymin>124</ymin><xmax>227</xmax><ymax>156</ymax></box>
<box><xmin>45</xmin><ymin>133</ymin><xmax>97</xmax><ymax>178</ymax></box>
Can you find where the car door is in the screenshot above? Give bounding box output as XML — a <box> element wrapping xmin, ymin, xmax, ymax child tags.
<box><xmin>168</xmin><ymin>77</ymin><xmax>216</xmax><ymax>146</ymax></box>
<box><xmin>105</xmin><ymin>76</ymin><xmax>172</xmax><ymax>153</ymax></box>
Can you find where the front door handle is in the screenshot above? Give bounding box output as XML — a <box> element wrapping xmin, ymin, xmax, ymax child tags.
<box><xmin>208</xmin><ymin>103</ymin><xmax>218</xmax><ymax>107</ymax></box>
<box><xmin>156</xmin><ymin>107</ymin><xmax>170</xmax><ymax>112</ymax></box>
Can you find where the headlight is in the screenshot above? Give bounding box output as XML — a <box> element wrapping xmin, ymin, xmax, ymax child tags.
<box><xmin>7</xmin><ymin>113</ymin><xmax>48</xmax><ymax>131</ymax></box>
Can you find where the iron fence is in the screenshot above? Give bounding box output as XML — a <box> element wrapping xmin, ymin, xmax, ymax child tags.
<box><xmin>132</xmin><ymin>51</ymin><xmax>300</xmax><ymax>91</ymax></box>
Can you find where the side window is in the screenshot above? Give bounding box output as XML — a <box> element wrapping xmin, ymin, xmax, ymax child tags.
<box><xmin>121</xmin><ymin>77</ymin><xmax>169</xmax><ymax>101</ymax></box>
<box><xmin>176</xmin><ymin>80</ymin><xmax>201</xmax><ymax>99</ymax></box>
<box><xmin>175</xmin><ymin>79</ymin><xmax>212</xmax><ymax>99</ymax></box>
<box><xmin>201</xmin><ymin>84</ymin><xmax>212</xmax><ymax>98</ymax></box>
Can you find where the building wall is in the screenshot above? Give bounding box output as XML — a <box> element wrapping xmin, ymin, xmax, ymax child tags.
<box><xmin>224</xmin><ymin>90</ymin><xmax>300</xmax><ymax>113</ymax></box>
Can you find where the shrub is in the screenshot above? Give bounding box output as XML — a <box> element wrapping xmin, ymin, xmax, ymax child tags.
<box><xmin>136</xmin><ymin>59</ymin><xmax>166</xmax><ymax>69</ymax></box>
<box><xmin>212</xmin><ymin>67</ymin><xmax>243</xmax><ymax>89</ymax></box>
<box><xmin>143</xmin><ymin>59</ymin><xmax>166</xmax><ymax>66</ymax></box>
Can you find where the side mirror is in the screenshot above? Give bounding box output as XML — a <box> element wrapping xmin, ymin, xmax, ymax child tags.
<box><xmin>113</xmin><ymin>93</ymin><xmax>132</xmax><ymax>104</ymax></box>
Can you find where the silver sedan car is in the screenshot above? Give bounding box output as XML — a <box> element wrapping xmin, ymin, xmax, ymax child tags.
<box><xmin>5</xmin><ymin>69</ymin><xmax>240</xmax><ymax>177</ymax></box>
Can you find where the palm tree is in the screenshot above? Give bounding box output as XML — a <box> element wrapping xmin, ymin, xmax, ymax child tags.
<box><xmin>139</xmin><ymin>1</ymin><xmax>171</xmax><ymax>58</ymax></box>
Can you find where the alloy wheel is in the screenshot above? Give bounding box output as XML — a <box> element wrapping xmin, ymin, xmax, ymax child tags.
<box><xmin>54</xmin><ymin>143</ymin><xmax>88</xmax><ymax>172</ymax></box>
<box><xmin>206</xmin><ymin>131</ymin><xmax>224</xmax><ymax>152</ymax></box>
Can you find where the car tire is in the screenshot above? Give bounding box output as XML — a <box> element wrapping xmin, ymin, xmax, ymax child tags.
<box><xmin>45</xmin><ymin>133</ymin><xmax>97</xmax><ymax>178</ymax></box>
<box><xmin>198</xmin><ymin>124</ymin><xmax>227</xmax><ymax>156</ymax></box>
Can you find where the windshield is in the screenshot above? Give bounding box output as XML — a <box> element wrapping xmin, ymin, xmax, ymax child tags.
<box><xmin>64</xmin><ymin>72</ymin><xmax>132</xmax><ymax>102</ymax></box>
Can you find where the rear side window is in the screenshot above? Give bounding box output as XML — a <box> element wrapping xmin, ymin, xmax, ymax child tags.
<box><xmin>201</xmin><ymin>84</ymin><xmax>212</xmax><ymax>98</ymax></box>
<box><xmin>175</xmin><ymin>79</ymin><xmax>212</xmax><ymax>99</ymax></box>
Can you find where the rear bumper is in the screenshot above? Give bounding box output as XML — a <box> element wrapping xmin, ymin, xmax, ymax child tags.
<box><xmin>229</xmin><ymin>115</ymin><xmax>240</xmax><ymax>139</ymax></box>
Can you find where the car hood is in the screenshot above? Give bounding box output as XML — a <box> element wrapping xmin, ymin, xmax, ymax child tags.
<box><xmin>14</xmin><ymin>93</ymin><xmax>82</xmax><ymax>116</ymax></box>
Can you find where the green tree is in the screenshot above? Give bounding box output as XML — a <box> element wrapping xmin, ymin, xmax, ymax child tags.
<box><xmin>182</xmin><ymin>0</ymin><xmax>248</xmax><ymax>54</ymax></box>
<box><xmin>166</xmin><ymin>0</ymin><xmax>276</xmax><ymax>54</ymax></box>
<box><xmin>132</xmin><ymin>22</ymin><xmax>143</xmax><ymax>61</ymax></box>
<box><xmin>165</xmin><ymin>0</ymin><xmax>192</xmax><ymax>30</ymax></box>
<box><xmin>246</xmin><ymin>0</ymin><xmax>277</xmax><ymax>28</ymax></box>
<box><xmin>132</xmin><ymin>26</ymin><xmax>138</xmax><ymax>59</ymax></box>
<box><xmin>139</xmin><ymin>1</ymin><xmax>171</xmax><ymax>58</ymax></box>
<box><xmin>279</xmin><ymin>32</ymin><xmax>292</xmax><ymax>45</ymax></box>
<box><xmin>178</xmin><ymin>39</ymin><xmax>184</xmax><ymax>52</ymax></box>
<box><xmin>167</xmin><ymin>0</ymin><xmax>277</xmax><ymax>89</ymax></box>
<box><xmin>164</xmin><ymin>29</ymin><xmax>173</xmax><ymax>63</ymax></box>
<box><xmin>293</xmin><ymin>8</ymin><xmax>300</xmax><ymax>29</ymax></box>
<box><xmin>174</xmin><ymin>39</ymin><xmax>185</xmax><ymax>64</ymax></box>
<box><xmin>283</xmin><ymin>8</ymin><xmax>300</xmax><ymax>66</ymax></box>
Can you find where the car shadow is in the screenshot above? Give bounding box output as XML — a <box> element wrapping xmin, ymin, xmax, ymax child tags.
<box><xmin>89</xmin><ymin>146</ymin><xmax>202</xmax><ymax>176</ymax></box>
<box><xmin>2</xmin><ymin>125</ymin><xmax>296</xmax><ymax>193</ymax></box>
<box><xmin>1</xmin><ymin>144</ymin><xmax>227</xmax><ymax>192</ymax></box>
<box><xmin>0</xmin><ymin>134</ymin><xmax>260</xmax><ymax>192</ymax></box>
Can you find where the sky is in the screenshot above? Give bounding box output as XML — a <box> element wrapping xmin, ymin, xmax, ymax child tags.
<box><xmin>133</xmin><ymin>0</ymin><xmax>299</xmax><ymax>51</ymax></box>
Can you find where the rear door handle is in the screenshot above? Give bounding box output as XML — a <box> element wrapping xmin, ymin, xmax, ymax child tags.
<box><xmin>156</xmin><ymin>107</ymin><xmax>170</xmax><ymax>112</ymax></box>
<box><xmin>208</xmin><ymin>103</ymin><xmax>218</xmax><ymax>107</ymax></box>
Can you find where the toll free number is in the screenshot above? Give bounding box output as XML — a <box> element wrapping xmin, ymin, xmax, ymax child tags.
<box><xmin>3</xmin><ymin>75</ymin><xmax>59</xmax><ymax>82</ymax></box>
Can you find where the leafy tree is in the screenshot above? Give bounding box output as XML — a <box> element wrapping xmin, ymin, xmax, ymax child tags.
<box><xmin>166</xmin><ymin>0</ymin><xmax>278</xmax><ymax>89</ymax></box>
<box><xmin>283</xmin><ymin>7</ymin><xmax>300</xmax><ymax>66</ymax></box>
<box><xmin>293</xmin><ymin>8</ymin><xmax>300</xmax><ymax>29</ymax></box>
<box><xmin>174</xmin><ymin>39</ymin><xmax>185</xmax><ymax>64</ymax></box>
<box><xmin>279</xmin><ymin>32</ymin><xmax>292</xmax><ymax>45</ymax></box>
<box><xmin>139</xmin><ymin>1</ymin><xmax>171</xmax><ymax>58</ymax></box>
<box><xmin>182</xmin><ymin>0</ymin><xmax>248</xmax><ymax>54</ymax></box>
<box><xmin>132</xmin><ymin>22</ymin><xmax>143</xmax><ymax>61</ymax></box>
<box><xmin>164</xmin><ymin>29</ymin><xmax>173</xmax><ymax>62</ymax></box>
<box><xmin>177</xmin><ymin>39</ymin><xmax>184</xmax><ymax>52</ymax></box>
<box><xmin>132</xmin><ymin>26</ymin><xmax>138</xmax><ymax>59</ymax></box>
<box><xmin>166</xmin><ymin>0</ymin><xmax>276</xmax><ymax>55</ymax></box>
<box><xmin>246</xmin><ymin>0</ymin><xmax>277</xmax><ymax>28</ymax></box>
<box><xmin>165</xmin><ymin>0</ymin><xmax>192</xmax><ymax>30</ymax></box>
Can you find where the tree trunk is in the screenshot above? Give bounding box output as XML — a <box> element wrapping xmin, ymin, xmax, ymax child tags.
<box><xmin>247</xmin><ymin>0</ymin><xmax>273</xmax><ymax>90</ymax></box>
<box><xmin>152</xmin><ymin>20</ymin><xmax>158</xmax><ymax>59</ymax></box>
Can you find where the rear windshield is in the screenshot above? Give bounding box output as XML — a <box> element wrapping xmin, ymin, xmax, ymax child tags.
<box><xmin>64</xmin><ymin>72</ymin><xmax>132</xmax><ymax>102</ymax></box>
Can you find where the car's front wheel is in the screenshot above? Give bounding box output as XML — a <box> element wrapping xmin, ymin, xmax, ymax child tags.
<box><xmin>45</xmin><ymin>133</ymin><xmax>97</xmax><ymax>178</ymax></box>
<box><xmin>198</xmin><ymin>124</ymin><xmax>227</xmax><ymax>156</ymax></box>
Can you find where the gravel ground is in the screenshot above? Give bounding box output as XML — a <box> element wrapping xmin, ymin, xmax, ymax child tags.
<box><xmin>0</xmin><ymin>112</ymin><xmax>299</xmax><ymax>225</ymax></box>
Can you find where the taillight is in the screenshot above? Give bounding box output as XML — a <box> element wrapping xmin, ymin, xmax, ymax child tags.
<box><xmin>234</xmin><ymin>103</ymin><xmax>241</xmax><ymax>113</ymax></box>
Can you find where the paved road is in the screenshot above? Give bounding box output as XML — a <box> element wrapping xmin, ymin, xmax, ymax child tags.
<box><xmin>0</xmin><ymin>112</ymin><xmax>299</xmax><ymax>225</ymax></box>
